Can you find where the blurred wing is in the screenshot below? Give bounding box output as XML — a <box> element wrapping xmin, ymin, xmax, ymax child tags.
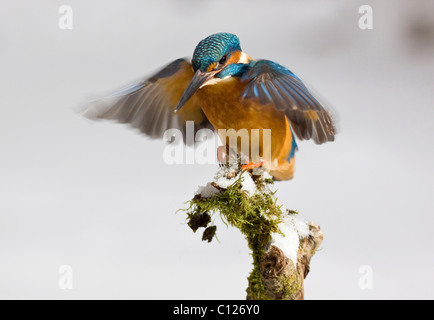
<box><xmin>241</xmin><ymin>60</ymin><xmax>336</xmax><ymax>144</ymax></box>
<box><xmin>83</xmin><ymin>58</ymin><xmax>213</xmax><ymax>145</ymax></box>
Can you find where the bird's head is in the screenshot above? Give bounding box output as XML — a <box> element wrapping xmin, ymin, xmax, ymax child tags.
<box><xmin>191</xmin><ymin>32</ymin><xmax>241</xmax><ymax>73</ymax></box>
<box><xmin>175</xmin><ymin>33</ymin><xmax>246</xmax><ymax>112</ymax></box>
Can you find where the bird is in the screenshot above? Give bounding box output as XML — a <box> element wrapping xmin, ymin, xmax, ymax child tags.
<box><xmin>84</xmin><ymin>32</ymin><xmax>336</xmax><ymax>180</ymax></box>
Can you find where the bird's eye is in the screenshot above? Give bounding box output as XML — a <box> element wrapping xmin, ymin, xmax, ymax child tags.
<box><xmin>219</xmin><ymin>56</ymin><xmax>227</xmax><ymax>64</ymax></box>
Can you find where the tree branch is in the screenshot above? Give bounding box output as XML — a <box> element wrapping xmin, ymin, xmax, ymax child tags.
<box><xmin>182</xmin><ymin>156</ymin><xmax>323</xmax><ymax>300</ymax></box>
<box><xmin>257</xmin><ymin>222</ymin><xmax>323</xmax><ymax>300</ymax></box>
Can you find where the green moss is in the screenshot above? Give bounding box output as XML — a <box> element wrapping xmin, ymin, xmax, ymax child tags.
<box><xmin>202</xmin><ymin>225</ymin><xmax>217</xmax><ymax>243</ymax></box>
<box><xmin>187</xmin><ymin>211</ymin><xmax>211</xmax><ymax>232</ymax></box>
<box><xmin>184</xmin><ymin>170</ymin><xmax>286</xmax><ymax>300</ymax></box>
<box><xmin>277</xmin><ymin>267</ymin><xmax>303</xmax><ymax>299</ymax></box>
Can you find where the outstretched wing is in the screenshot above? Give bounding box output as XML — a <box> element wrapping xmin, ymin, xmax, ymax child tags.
<box><xmin>241</xmin><ymin>60</ymin><xmax>336</xmax><ymax>144</ymax></box>
<box><xmin>83</xmin><ymin>58</ymin><xmax>213</xmax><ymax>145</ymax></box>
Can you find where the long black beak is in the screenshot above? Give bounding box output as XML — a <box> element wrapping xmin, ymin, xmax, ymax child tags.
<box><xmin>175</xmin><ymin>69</ymin><xmax>218</xmax><ymax>112</ymax></box>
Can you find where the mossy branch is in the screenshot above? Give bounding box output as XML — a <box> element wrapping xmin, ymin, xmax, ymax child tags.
<box><xmin>181</xmin><ymin>156</ymin><xmax>322</xmax><ymax>300</ymax></box>
<box><xmin>259</xmin><ymin>222</ymin><xmax>323</xmax><ymax>300</ymax></box>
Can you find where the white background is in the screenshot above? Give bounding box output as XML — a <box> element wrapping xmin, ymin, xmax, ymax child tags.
<box><xmin>1</xmin><ymin>0</ymin><xmax>433</xmax><ymax>299</ymax></box>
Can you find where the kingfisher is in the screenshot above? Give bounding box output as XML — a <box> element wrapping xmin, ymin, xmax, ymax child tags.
<box><xmin>85</xmin><ymin>33</ymin><xmax>336</xmax><ymax>180</ymax></box>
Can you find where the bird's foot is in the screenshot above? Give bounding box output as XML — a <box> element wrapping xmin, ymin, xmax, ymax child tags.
<box><xmin>241</xmin><ymin>160</ymin><xmax>265</xmax><ymax>171</ymax></box>
<box><xmin>217</xmin><ymin>146</ymin><xmax>228</xmax><ymax>167</ymax></box>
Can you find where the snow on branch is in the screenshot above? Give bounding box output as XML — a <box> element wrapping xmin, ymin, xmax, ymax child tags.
<box><xmin>182</xmin><ymin>154</ymin><xmax>323</xmax><ymax>300</ymax></box>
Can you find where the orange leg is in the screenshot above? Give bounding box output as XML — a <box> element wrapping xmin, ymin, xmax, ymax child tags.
<box><xmin>241</xmin><ymin>160</ymin><xmax>265</xmax><ymax>171</ymax></box>
<box><xmin>217</xmin><ymin>146</ymin><xmax>226</xmax><ymax>163</ymax></box>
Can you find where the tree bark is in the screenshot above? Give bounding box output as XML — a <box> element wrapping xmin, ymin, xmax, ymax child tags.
<box><xmin>249</xmin><ymin>222</ymin><xmax>323</xmax><ymax>300</ymax></box>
